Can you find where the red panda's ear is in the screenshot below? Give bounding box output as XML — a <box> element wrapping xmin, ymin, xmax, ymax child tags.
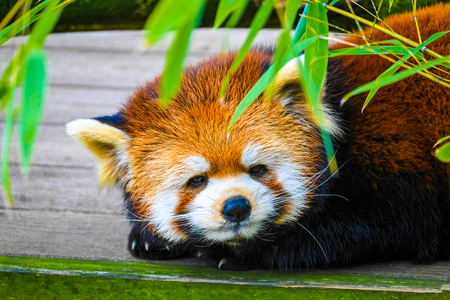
<box><xmin>271</xmin><ymin>57</ymin><xmax>342</xmax><ymax>137</ymax></box>
<box><xmin>66</xmin><ymin>119</ymin><xmax>129</xmax><ymax>188</ymax></box>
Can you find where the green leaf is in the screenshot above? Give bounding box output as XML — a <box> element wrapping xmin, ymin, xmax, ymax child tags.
<box><xmin>284</xmin><ymin>0</ymin><xmax>302</xmax><ymax>31</ymax></box>
<box><xmin>214</xmin><ymin>0</ymin><xmax>248</xmax><ymax>28</ymax></box>
<box><xmin>434</xmin><ymin>142</ymin><xmax>450</xmax><ymax>163</ymax></box>
<box><xmin>19</xmin><ymin>49</ymin><xmax>48</xmax><ymax>175</ymax></box>
<box><xmin>0</xmin><ymin>0</ymin><xmax>50</xmax><ymax>46</ymax></box>
<box><xmin>224</xmin><ymin>0</ymin><xmax>250</xmax><ymax>28</ymax></box>
<box><xmin>342</xmin><ymin>35</ymin><xmax>450</xmax><ymax>103</ymax></box>
<box><xmin>348</xmin><ymin>30</ymin><xmax>449</xmax><ymax>110</ymax></box>
<box><xmin>343</xmin><ymin>53</ymin><xmax>450</xmax><ymax>101</ymax></box>
<box><xmin>329</xmin><ymin>46</ymin><xmax>425</xmax><ymax>60</ymax></box>
<box><xmin>144</xmin><ymin>0</ymin><xmax>204</xmax><ymax>45</ymax></box>
<box><xmin>1</xmin><ymin>91</ymin><xmax>16</xmax><ymax>206</ymax></box>
<box><xmin>220</xmin><ymin>0</ymin><xmax>274</xmax><ymax>97</ymax></box>
<box><xmin>159</xmin><ymin>27</ymin><xmax>193</xmax><ymax>107</ymax></box>
<box><xmin>293</xmin><ymin>3</ymin><xmax>309</xmax><ymax>43</ymax></box>
<box><xmin>435</xmin><ymin>135</ymin><xmax>450</xmax><ymax>146</ymax></box>
<box><xmin>28</xmin><ymin>0</ymin><xmax>64</xmax><ymax>48</ymax></box>
<box><xmin>300</xmin><ymin>2</ymin><xmax>337</xmax><ymax>173</ymax></box>
<box><xmin>303</xmin><ymin>3</ymin><xmax>328</xmax><ymax>95</ymax></box>
<box><xmin>228</xmin><ymin>37</ymin><xmax>318</xmax><ymax>130</ymax></box>
<box><xmin>389</xmin><ymin>0</ymin><xmax>395</xmax><ymax>11</ymax></box>
<box><xmin>159</xmin><ymin>4</ymin><xmax>205</xmax><ymax>106</ymax></box>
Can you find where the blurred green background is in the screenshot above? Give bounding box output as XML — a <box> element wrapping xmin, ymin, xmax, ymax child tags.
<box><xmin>0</xmin><ymin>0</ymin><xmax>443</xmax><ymax>32</ymax></box>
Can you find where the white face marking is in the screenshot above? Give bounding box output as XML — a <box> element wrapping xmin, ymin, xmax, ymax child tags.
<box><xmin>149</xmin><ymin>190</ymin><xmax>186</xmax><ymax>243</ymax></box>
<box><xmin>241</xmin><ymin>143</ymin><xmax>278</xmax><ymax>169</ymax></box>
<box><xmin>184</xmin><ymin>144</ymin><xmax>309</xmax><ymax>242</ymax></box>
<box><xmin>145</xmin><ymin>155</ymin><xmax>211</xmax><ymax>243</ymax></box>
<box><xmin>184</xmin><ymin>155</ymin><xmax>210</xmax><ymax>174</ymax></box>
<box><xmin>187</xmin><ymin>174</ymin><xmax>276</xmax><ymax>243</ymax></box>
<box><xmin>274</xmin><ymin>164</ymin><xmax>308</xmax><ymax>223</ymax></box>
<box><xmin>147</xmin><ymin>147</ymin><xmax>309</xmax><ymax>243</ymax></box>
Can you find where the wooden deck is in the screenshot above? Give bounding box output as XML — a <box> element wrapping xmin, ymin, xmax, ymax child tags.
<box><xmin>1</xmin><ymin>29</ymin><xmax>450</xmax><ymax>295</ymax></box>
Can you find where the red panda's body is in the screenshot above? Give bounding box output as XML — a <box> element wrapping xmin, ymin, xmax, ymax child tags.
<box><xmin>68</xmin><ymin>4</ymin><xmax>450</xmax><ymax>270</ymax></box>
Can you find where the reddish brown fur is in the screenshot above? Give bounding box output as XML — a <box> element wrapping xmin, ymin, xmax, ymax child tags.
<box><xmin>122</xmin><ymin>50</ymin><xmax>324</xmax><ymax>218</ymax></box>
<box><xmin>330</xmin><ymin>3</ymin><xmax>450</xmax><ymax>183</ymax></box>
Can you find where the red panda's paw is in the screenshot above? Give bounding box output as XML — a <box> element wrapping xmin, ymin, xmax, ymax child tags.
<box><xmin>128</xmin><ymin>224</ymin><xmax>189</xmax><ymax>260</ymax></box>
<box><xmin>196</xmin><ymin>247</ymin><xmax>255</xmax><ymax>271</ymax></box>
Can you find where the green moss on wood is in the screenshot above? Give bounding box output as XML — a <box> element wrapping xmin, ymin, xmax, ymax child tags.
<box><xmin>1</xmin><ymin>255</ymin><xmax>450</xmax><ymax>296</ymax></box>
<box><xmin>3</xmin><ymin>271</ymin><xmax>450</xmax><ymax>300</ymax></box>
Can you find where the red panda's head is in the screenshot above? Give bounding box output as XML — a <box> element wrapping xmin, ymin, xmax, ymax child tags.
<box><xmin>67</xmin><ymin>49</ymin><xmax>340</xmax><ymax>246</ymax></box>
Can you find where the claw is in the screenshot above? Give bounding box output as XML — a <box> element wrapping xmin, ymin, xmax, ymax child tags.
<box><xmin>218</xmin><ymin>258</ymin><xmax>227</xmax><ymax>269</ymax></box>
<box><xmin>145</xmin><ymin>241</ymin><xmax>149</xmax><ymax>251</ymax></box>
<box><xmin>165</xmin><ymin>244</ymin><xmax>171</xmax><ymax>251</ymax></box>
<box><xmin>196</xmin><ymin>251</ymin><xmax>205</xmax><ymax>257</ymax></box>
<box><xmin>131</xmin><ymin>240</ymin><xmax>136</xmax><ymax>250</ymax></box>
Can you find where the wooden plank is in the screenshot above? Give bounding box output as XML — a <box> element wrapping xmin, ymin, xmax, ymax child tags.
<box><xmin>0</xmin><ymin>29</ymin><xmax>280</xmax><ymax>90</ymax></box>
<box><xmin>3</xmin><ymin>123</ymin><xmax>97</xmax><ymax>168</ymax></box>
<box><xmin>2</xmin><ymin>29</ymin><xmax>280</xmax><ymax>53</ymax></box>
<box><xmin>4</xmin><ymin>164</ymin><xmax>120</xmax><ymax>212</ymax></box>
<box><xmin>1</xmin><ymin>256</ymin><xmax>450</xmax><ymax>297</ymax></box>
<box><xmin>42</xmin><ymin>85</ymin><xmax>126</xmax><ymax>124</ymax></box>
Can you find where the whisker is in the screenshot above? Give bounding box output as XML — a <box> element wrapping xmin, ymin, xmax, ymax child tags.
<box><xmin>297</xmin><ymin>223</ymin><xmax>329</xmax><ymax>262</ymax></box>
<box><xmin>311</xmin><ymin>160</ymin><xmax>348</xmax><ymax>191</ymax></box>
<box><xmin>311</xmin><ymin>194</ymin><xmax>350</xmax><ymax>202</ymax></box>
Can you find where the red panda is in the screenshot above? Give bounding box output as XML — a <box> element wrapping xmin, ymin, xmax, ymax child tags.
<box><xmin>67</xmin><ymin>3</ymin><xmax>450</xmax><ymax>271</ymax></box>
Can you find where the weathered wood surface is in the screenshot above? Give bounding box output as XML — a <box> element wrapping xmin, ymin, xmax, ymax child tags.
<box><xmin>1</xmin><ymin>29</ymin><xmax>450</xmax><ymax>283</ymax></box>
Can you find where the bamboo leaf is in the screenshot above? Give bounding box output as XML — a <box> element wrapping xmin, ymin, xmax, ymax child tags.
<box><xmin>158</xmin><ymin>3</ymin><xmax>205</xmax><ymax>106</ymax></box>
<box><xmin>28</xmin><ymin>0</ymin><xmax>64</xmax><ymax>48</ymax></box>
<box><xmin>436</xmin><ymin>135</ymin><xmax>450</xmax><ymax>146</ymax></box>
<box><xmin>292</xmin><ymin>3</ymin><xmax>309</xmax><ymax>43</ymax></box>
<box><xmin>388</xmin><ymin>0</ymin><xmax>395</xmax><ymax>11</ymax></box>
<box><xmin>264</xmin><ymin>29</ymin><xmax>292</xmax><ymax>99</ymax></box>
<box><xmin>329</xmin><ymin>46</ymin><xmax>425</xmax><ymax>60</ymax></box>
<box><xmin>19</xmin><ymin>49</ymin><xmax>48</xmax><ymax>175</ymax></box>
<box><xmin>144</xmin><ymin>0</ymin><xmax>204</xmax><ymax>45</ymax></box>
<box><xmin>0</xmin><ymin>45</ymin><xmax>27</xmax><ymax>110</ymax></box>
<box><xmin>343</xmin><ymin>51</ymin><xmax>450</xmax><ymax>103</ymax></box>
<box><xmin>300</xmin><ymin>2</ymin><xmax>328</xmax><ymax>123</ymax></box>
<box><xmin>434</xmin><ymin>142</ymin><xmax>450</xmax><ymax>163</ymax></box>
<box><xmin>220</xmin><ymin>0</ymin><xmax>274</xmax><ymax>97</ymax></box>
<box><xmin>300</xmin><ymin>2</ymin><xmax>337</xmax><ymax>173</ymax></box>
<box><xmin>159</xmin><ymin>23</ymin><xmax>195</xmax><ymax>107</ymax></box>
<box><xmin>228</xmin><ymin>36</ymin><xmax>318</xmax><ymax>130</ymax></box>
<box><xmin>343</xmin><ymin>54</ymin><xmax>450</xmax><ymax>101</ymax></box>
<box><xmin>284</xmin><ymin>0</ymin><xmax>302</xmax><ymax>30</ymax></box>
<box><xmin>224</xmin><ymin>0</ymin><xmax>250</xmax><ymax>28</ymax></box>
<box><xmin>1</xmin><ymin>91</ymin><xmax>15</xmax><ymax>206</ymax></box>
<box><xmin>0</xmin><ymin>0</ymin><xmax>50</xmax><ymax>46</ymax></box>
<box><xmin>214</xmin><ymin>0</ymin><xmax>248</xmax><ymax>28</ymax></box>
<box><xmin>360</xmin><ymin>31</ymin><xmax>450</xmax><ymax>111</ymax></box>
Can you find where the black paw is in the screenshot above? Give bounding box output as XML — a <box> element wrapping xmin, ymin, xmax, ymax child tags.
<box><xmin>196</xmin><ymin>246</ymin><xmax>255</xmax><ymax>271</ymax></box>
<box><xmin>128</xmin><ymin>224</ymin><xmax>189</xmax><ymax>260</ymax></box>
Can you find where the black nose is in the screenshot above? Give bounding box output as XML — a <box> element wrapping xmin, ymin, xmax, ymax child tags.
<box><xmin>222</xmin><ymin>196</ymin><xmax>251</xmax><ymax>223</ymax></box>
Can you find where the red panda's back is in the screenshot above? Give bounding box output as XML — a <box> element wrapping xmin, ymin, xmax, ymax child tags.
<box><xmin>328</xmin><ymin>3</ymin><xmax>450</xmax><ymax>183</ymax></box>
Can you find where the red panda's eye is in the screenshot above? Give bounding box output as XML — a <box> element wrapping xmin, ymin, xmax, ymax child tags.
<box><xmin>249</xmin><ymin>165</ymin><xmax>267</xmax><ymax>178</ymax></box>
<box><xmin>187</xmin><ymin>175</ymin><xmax>208</xmax><ymax>188</ymax></box>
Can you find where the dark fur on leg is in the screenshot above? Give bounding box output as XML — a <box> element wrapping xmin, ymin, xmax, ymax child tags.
<box><xmin>128</xmin><ymin>223</ymin><xmax>190</xmax><ymax>260</ymax></box>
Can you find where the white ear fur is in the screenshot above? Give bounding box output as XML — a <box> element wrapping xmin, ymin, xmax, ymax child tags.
<box><xmin>272</xmin><ymin>56</ymin><xmax>342</xmax><ymax>137</ymax></box>
<box><xmin>66</xmin><ymin>119</ymin><xmax>129</xmax><ymax>188</ymax></box>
